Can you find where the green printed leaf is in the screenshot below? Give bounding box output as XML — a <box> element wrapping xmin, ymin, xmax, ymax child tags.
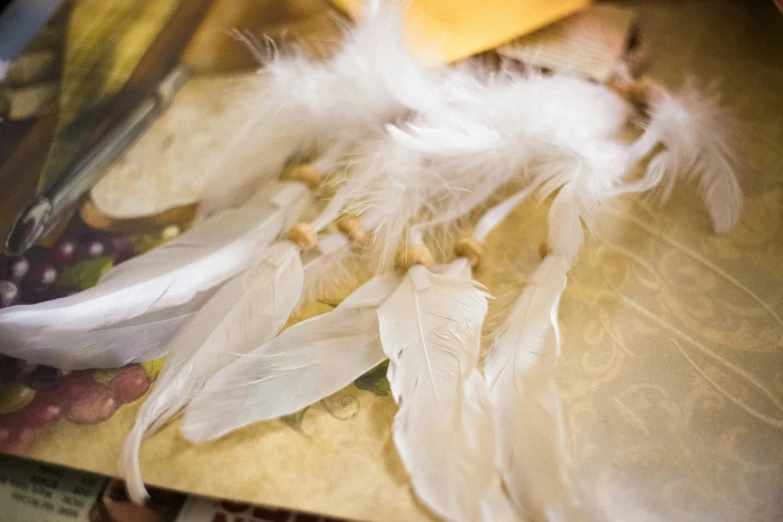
<box><xmin>55</xmin><ymin>256</ymin><xmax>115</xmax><ymax>290</ymax></box>
<box><xmin>281</xmin><ymin>407</ymin><xmax>310</xmax><ymax>433</ymax></box>
<box><xmin>93</xmin><ymin>368</ymin><xmax>123</xmax><ymax>386</ymax></box>
<box><xmin>0</xmin><ymin>383</ymin><xmax>36</xmax><ymax>414</ymax></box>
<box><xmin>141</xmin><ymin>358</ymin><xmax>166</xmax><ymax>381</ymax></box>
<box><xmin>354</xmin><ymin>360</ymin><xmax>390</xmax><ymax>397</ymax></box>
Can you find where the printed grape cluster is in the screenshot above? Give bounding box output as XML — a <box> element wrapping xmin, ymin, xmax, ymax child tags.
<box><xmin>0</xmin><ymin>218</ymin><xmax>182</xmax><ymax>307</ymax></box>
<box><xmin>0</xmin><ymin>216</ymin><xmax>182</xmax><ymax>455</ymax></box>
<box><xmin>0</xmin><ymin>359</ymin><xmax>152</xmax><ymax>454</ymax></box>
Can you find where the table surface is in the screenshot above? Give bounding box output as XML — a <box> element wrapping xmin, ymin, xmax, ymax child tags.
<box><xmin>2</xmin><ymin>1</ymin><xmax>783</xmax><ymax>521</ymax></box>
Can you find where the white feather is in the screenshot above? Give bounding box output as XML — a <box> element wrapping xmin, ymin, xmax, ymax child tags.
<box><xmin>521</xmin><ymin>137</ymin><xmax>627</xmax><ymax>264</ymax></box>
<box><xmin>0</xmin><ymin>303</ymin><xmax>201</xmax><ymax>370</ymax></box>
<box><xmin>181</xmin><ymin>272</ymin><xmax>403</xmax><ymax>443</ymax></box>
<box><xmin>478</xmin><ymin>136</ymin><xmax>628</xmax><ymax>520</ymax></box>
<box><xmin>118</xmin><ymin>241</ymin><xmax>303</xmax><ymax>503</ymax></box>
<box><xmin>378</xmin><ymin>262</ymin><xmax>516</xmax><ymax>522</ymax></box>
<box><xmin>386</xmin><ymin>119</ymin><xmax>504</xmax><ymax>156</ymax></box>
<box><xmin>198</xmin><ymin>4</ymin><xmax>445</xmax><ymax>216</ymax></box>
<box><xmin>337</xmin><ymin>77</ymin><xmax>506</xmax><ymax>268</ymax></box>
<box><xmin>484</xmin><ymin>256</ymin><xmax>583</xmax><ymax>521</ymax></box>
<box><xmin>393</xmin><ymin>72</ymin><xmax>630</xmax><ymax>174</ymax></box>
<box><xmin>624</xmin><ymin>84</ymin><xmax>742</xmax><ymax>233</ymax></box>
<box><xmin>0</xmin><ymin>182</ymin><xmax>309</xmax><ymax>368</ymax></box>
<box><xmin>337</xmin><ymin>135</ymin><xmax>450</xmax><ymax>269</ymax></box>
<box><xmin>379</xmin><ymin>73</ymin><xmax>632</xmax><ymax>247</ymax></box>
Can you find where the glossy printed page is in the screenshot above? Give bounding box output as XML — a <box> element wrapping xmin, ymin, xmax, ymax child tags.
<box><xmin>0</xmin><ymin>1</ymin><xmax>781</xmax><ymax>522</ymax></box>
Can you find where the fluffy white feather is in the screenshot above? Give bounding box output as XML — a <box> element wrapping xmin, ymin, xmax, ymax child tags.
<box><xmin>0</xmin><ymin>182</ymin><xmax>309</xmax><ymax>368</ymax></box>
<box><xmin>538</xmin><ymin>138</ymin><xmax>630</xmax><ymax>256</ymax></box>
<box><xmin>181</xmin><ymin>272</ymin><xmax>403</xmax><ymax>442</ymax></box>
<box><xmin>484</xmin><ymin>256</ymin><xmax>583</xmax><ymax>521</ymax></box>
<box><xmin>380</xmin><ymin>73</ymin><xmax>632</xmax><ymax>244</ymax></box>
<box><xmin>336</xmin><ymin>87</ymin><xmax>505</xmax><ymax>271</ymax></box>
<box><xmin>378</xmin><ymin>262</ymin><xmax>515</xmax><ymax>522</ymax></box>
<box><xmin>337</xmin><ymin>138</ymin><xmax>434</xmax><ymax>269</ymax></box>
<box><xmin>198</xmin><ymin>4</ymin><xmax>446</xmax><ymax>216</ymax></box>
<box><xmin>623</xmin><ymin>84</ymin><xmax>742</xmax><ymax>233</ymax></box>
<box><xmin>118</xmin><ymin>241</ymin><xmax>303</xmax><ymax>503</ymax></box>
<box><xmin>393</xmin><ymin>72</ymin><xmax>630</xmax><ymax>166</ymax></box>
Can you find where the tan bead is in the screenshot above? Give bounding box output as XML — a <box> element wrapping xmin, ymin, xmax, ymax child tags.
<box><xmin>288</xmin><ymin>222</ymin><xmax>318</xmax><ymax>251</ymax></box>
<box><xmin>396</xmin><ymin>244</ymin><xmax>435</xmax><ymax>270</ymax></box>
<box><xmin>609</xmin><ymin>77</ymin><xmax>634</xmax><ymax>99</ymax></box>
<box><xmin>629</xmin><ymin>76</ymin><xmax>666</xmax><ymax>106</ymax></box>
<box><xmin>337</xmin><ymin>216</ymin><xmax>369</xmax><ymax>247</ymax></box>
<box><xmin>539</xmin><ymin>240</ymin><xmax>549</xmax><ymax>259</ymax></box>
<box><xmin>454</xmin><ymin>237</ymin><xmax>483</xmax><ymax>268</ymax></box>
<box><xmin>290</xmin><ymin>164</ymin><xmax>322</xmax><ymax>190</ymax></box>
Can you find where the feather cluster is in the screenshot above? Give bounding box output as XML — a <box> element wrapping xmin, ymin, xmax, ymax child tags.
<box><xmin>0</xmin><ymin>3</ymin><xmax>744</xmax><ymax>520</ymax></box>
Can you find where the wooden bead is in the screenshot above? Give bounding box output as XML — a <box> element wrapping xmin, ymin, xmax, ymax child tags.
<box><xmin>290</xmin><ymin>164</ymin><xmax>322</xmax><ymax>190</ymax></box>
<box><xmin>454</xmin><ymin>237</ymin><xmax>483</xmax><ymax>268</ymax></box>
<box><xmin>609</xmin><ymin>70</ymin><xmax>666</xmax><ymax>109</ymax></box>
<box><xmin>288</xmin><ymin>222</ymin><xmax>318</xmax><ymax>251</ymax></box>
<box><xmin>629</xmin><ymin>76</ymin><xmax>666</xmax><ymax>106</ymax></box>
<box><xmin>609</xmin><ymin>79</ymin><xmax>633</xmax><ymax>99</ymax></box>
<box><xmin>396</xmin><ymin>244</ymin><xmax>434</xmax><ymax>270</ymax></box>
<box><xmin>337</xmin><ymin>216</ymin><xmax>369</xmax><ymax>246</ymax></box>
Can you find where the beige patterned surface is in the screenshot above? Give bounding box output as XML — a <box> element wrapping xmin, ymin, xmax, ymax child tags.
<box><xmin>545</xmin><ymin>3</ymin><xmax>783</xmax><ymax>519</ymax></box>
<box><xmin>18</xmin><ymin>1</ymin><xmax>783</xmax><ymax>521</ymax></box>
<box><xmin>90</xmin><ymin>73</ymin><xmax>263</xmax><ymax>218</ymax></box>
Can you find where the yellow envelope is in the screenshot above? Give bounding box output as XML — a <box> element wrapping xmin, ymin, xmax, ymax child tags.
<box><xmin>331</xmin><ymin>0</ymin><xmax>591</xmax><ymax>62</ymax></box>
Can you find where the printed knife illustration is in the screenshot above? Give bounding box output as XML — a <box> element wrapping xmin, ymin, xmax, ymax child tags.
<box><xmin>4</xmin><ymin>0</ymin><xmax>213</xmax><ymax>255</ymax></box>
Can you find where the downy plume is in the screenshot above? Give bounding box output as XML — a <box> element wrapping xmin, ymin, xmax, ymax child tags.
<box><xmin>337</xmin><ymin>136</ymin><xmax>441</xmax><ymax>269</ymax></box>
<box><xmin>119</xmin><ymin>241</ymin><xmax>303</xmax><ymax>503</ymax></box>
<box><xmin>181</xmin><ymin>272</ymin><xmax>403</xmax><ymax>442</ymax></box>
<box><xmin>390</xmin><ymin>72</ymin><xmax>632</xmax><ymax>193</ymax></box>
<box><xmin>0</xmin><ymin>182</ymin><xmax>310</xmax><ymax>369</ymax></box>
<box><xmin>622</xmin><ymin>83</ymin><xmax>742</xmax><ymax>233</ymax></box>
<box><xmin>380</xmin><ymin>72</ymin><xmax>633</xmax><ymax>256</ymax></box>
<box><xmin>199</xmin><ymin>3</ymin><xmax>446</xmax><ymax>216</ymax></box>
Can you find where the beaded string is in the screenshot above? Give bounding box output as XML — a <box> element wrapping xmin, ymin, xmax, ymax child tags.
<box><xmin>287</xmin><ymin>164</ymin><xmax>375</xmax><ymax>252</ymax></box>
<box><xmin>397</xmin><ymin>186</ymin><xmax>536</xmax><ymax>272</ymax></box>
